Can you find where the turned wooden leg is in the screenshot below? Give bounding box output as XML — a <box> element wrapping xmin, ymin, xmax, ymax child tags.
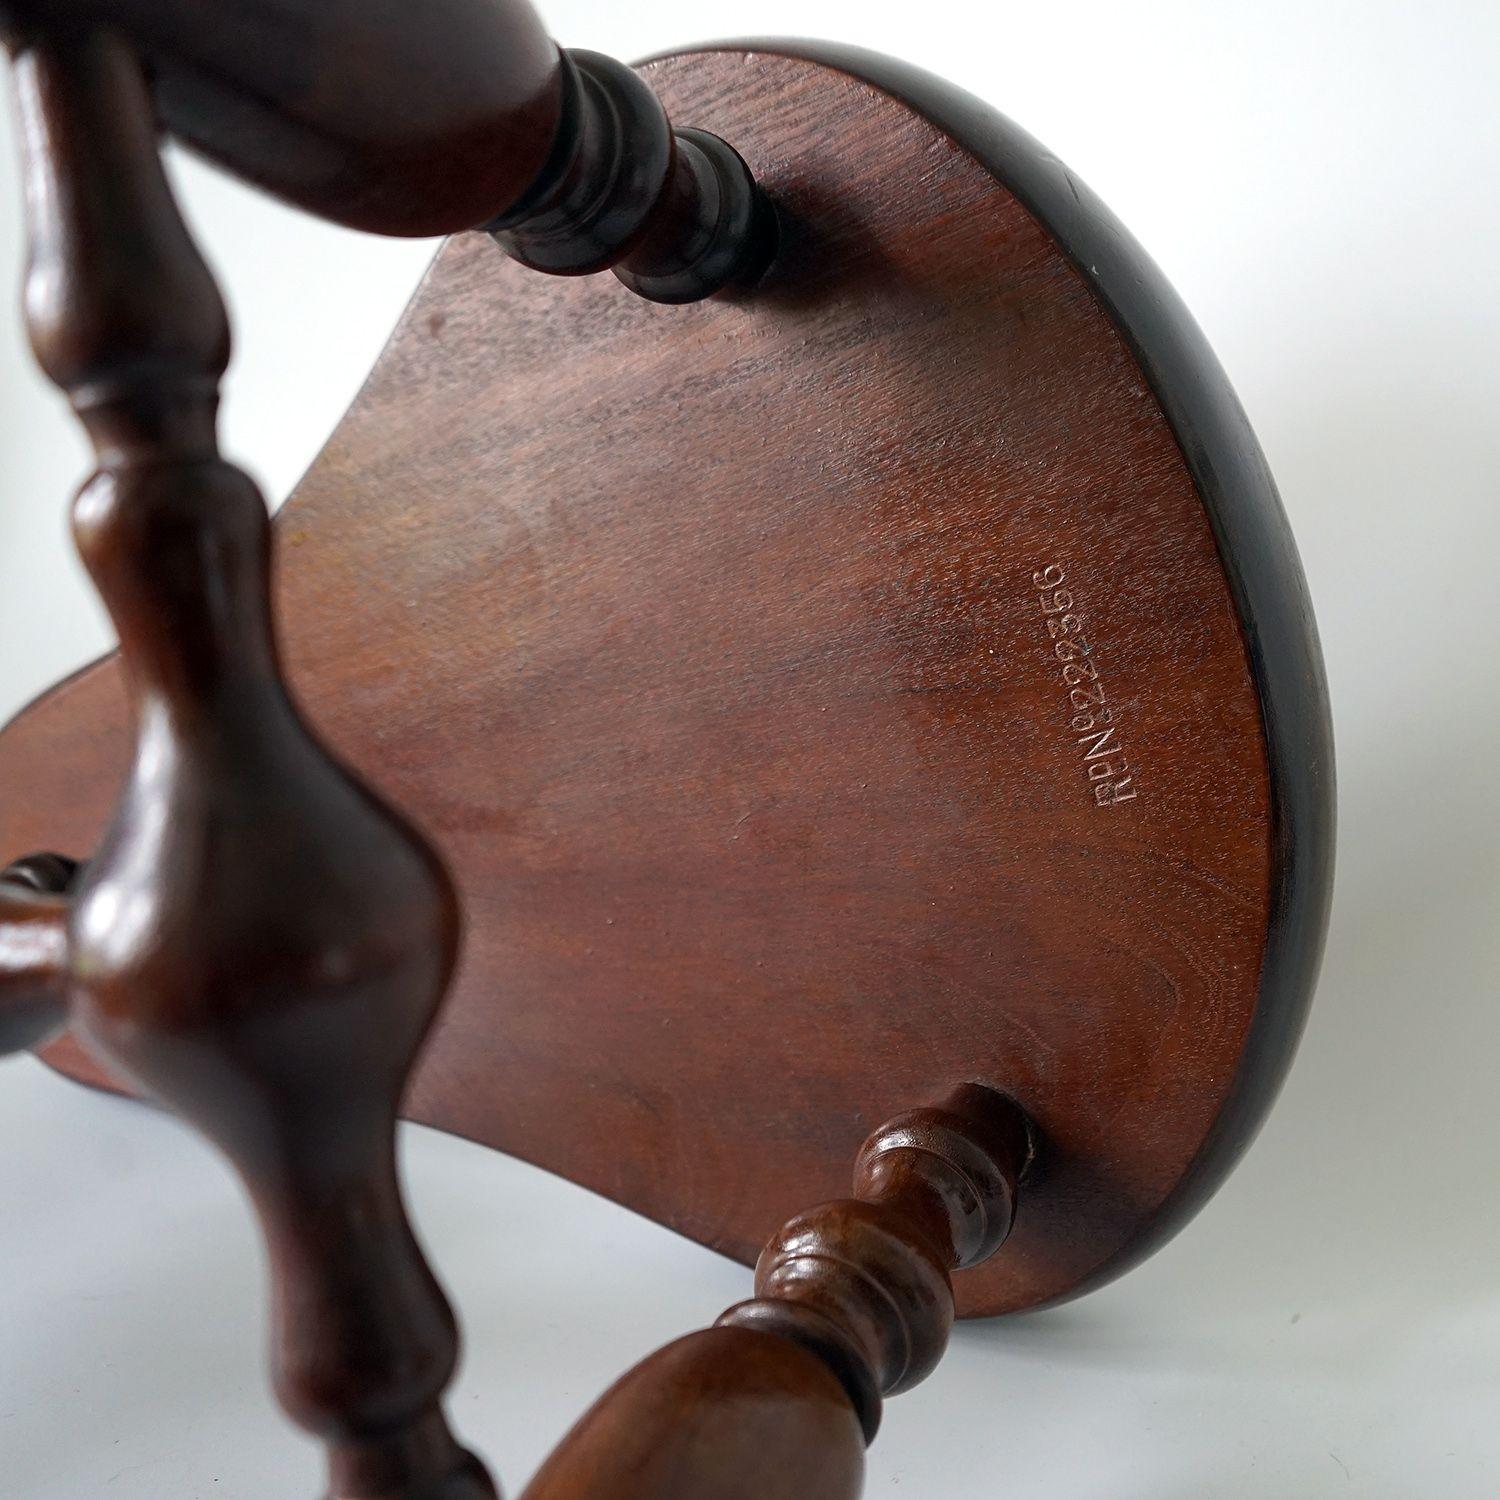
<box><xmin>2</xmin><ymin>0</ymin><xmax>776</xmax><ymax>300</ymax></box>
<box><xmin>520</xmin><ymin>1085</ymin><xmax>1032</xmax><ymax>1500</ymax></box>
<box><xmin>7</xmin><ymin>23</ymin><xmax>495</xmax><ymax>1498</ymax></box>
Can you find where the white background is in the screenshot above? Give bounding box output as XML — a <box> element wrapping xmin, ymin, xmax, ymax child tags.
<box><xmin>1</xmin><ymin>1</ymin><xmax>1497</xmax><ymax>1495</ymax></box>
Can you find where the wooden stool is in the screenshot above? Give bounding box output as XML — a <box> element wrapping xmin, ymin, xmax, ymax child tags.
<box><xmin>0</xmin><ymin>4</ymin><xmax>1333</xmax><ymax>1495</ymax></box>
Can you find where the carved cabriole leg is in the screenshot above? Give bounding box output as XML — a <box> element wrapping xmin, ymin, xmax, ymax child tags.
<box><xmin>8</xmin><ymin>22</ymin><xmax>496</xmax><ymax>1499</ymax></box>
<box><xmin>520</xmin><ymin>1086</ymin><xmax>1032</xmax><ymax>1500</ymax></box>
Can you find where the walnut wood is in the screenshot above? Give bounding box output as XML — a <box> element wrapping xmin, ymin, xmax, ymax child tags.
<box><xmin>0</xmin><ymin>1</ymin><xmax>775</xmax><ymax>301</ymax></box>
<box><xmin>520</xmin><ymin>1328</ymin><xmax>866</xmax><ymax>1500</ymax></box>
<box><xmin>5</xmin><ymin>44</ymin><xmax>1333</xmax><ymax>1317</ymax></box>
<box><xmin>8</xmin><ymin>24</ymin><xmax>495</xmax><ymax>1497</ymax></box>
<box><xmin>488</xmin><ymin>49</ymin><xmax>776</xmax><ymax>303</ymax></box>
<box><xmin>521</xmin><ymin>1087</ymin><xmax>1029</xmax><ymax>1498</ymax></box>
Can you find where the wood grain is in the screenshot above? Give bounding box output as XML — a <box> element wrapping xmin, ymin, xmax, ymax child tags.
<box><xmin>4</xmin><ymin>44</ymin><xmax>1333</xmax><ymax>1317</ymax></box>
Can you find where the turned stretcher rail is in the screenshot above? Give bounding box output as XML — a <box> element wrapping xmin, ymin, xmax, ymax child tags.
<box><xmin>0</xmin><ymin>0</ymin><xmax>776</xmax><ymax>301</ymax></box>
<box><xmin>0</xmin><ymin>855</ymin><xmax>77</xmax><ymax>1054</ymax></box>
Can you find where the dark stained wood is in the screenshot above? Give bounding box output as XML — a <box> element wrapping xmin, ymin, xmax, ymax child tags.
<box><xmin>0</xmin><ymin>854</ymin><xmax>76</xmax><ymax>1054</ymax></box>
<box><xmin>766</xmin><ymin>44</ymin><xmax>1338</xmax><ymax>1294</ymax></box>
<box><xmin>4</xmin><ymin>44</ymin><xmax>1333</xmax><ymax>1317</ymax></box>
<box><xmin>521</xmin><ymin>1086</ymin><xmax>1029</xmax><ymax>1497</ymax></box>
<box><xmin>7</xmin><ymin>23</ymin><xmax>496</xmax><ymax>1497</ymax></box>
<box><xmin>520</xmin><ymin>1328</ymin><xmax>866</xmax><ymax>1500</ymax></box>
<box><xmin>0</xmin><ymin>2</ymin><xmax>775</xmax><ymax>301</ymax></box>
<box><xmin>1</xmin><ymin>0</ymin><xmax>563</xmax><ymax>235</ymax></box>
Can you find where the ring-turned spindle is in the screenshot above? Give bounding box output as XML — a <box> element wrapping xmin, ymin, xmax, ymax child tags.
<box><xmin>0</xmin><ymin>0</ymin><xmax>777</xmax><ymax>302</ymax></box>
<box><xmin>489</xmin><ymin>49</ymin><xmax>777</xmax><ymax>302</ymax></box>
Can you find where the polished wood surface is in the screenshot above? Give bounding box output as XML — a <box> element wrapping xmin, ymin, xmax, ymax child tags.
<box><xmin>0</xmin><ymin>0</ymin><xmax>562</xmax><ymax>234</ymax></box>
<box><xmin>0</xmin><ymin>854</ymin><xmax>75</xmax><ymax>1055</ymax></box>
<box><xmin>7</xmin><ymin>23</ymin><xmax>496</xmax><ymax>1497</ymax></box>
<box><xmin>487</xmin><ymin>47</ymin><xmax>775</xmax><ymax>303</ymax></box>
<box><xmin>522</xmin><ymin>1087</ymin><xmax>1028</xmax><ymax>1498</ymax></box>
<box><xmin>4</xmin><ymin>44</ymin><xmax>1333</xmax><ymax>1317</ymax></box>
<box><xmin>0</xmin><ymin>1</ymin><xmax>775</xmax><ymax>301</ymax></box>
<box><xmin>521</xmin><ymin>1328</ymin><xmax>866</xmax><ymax>1500</ymax></box>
